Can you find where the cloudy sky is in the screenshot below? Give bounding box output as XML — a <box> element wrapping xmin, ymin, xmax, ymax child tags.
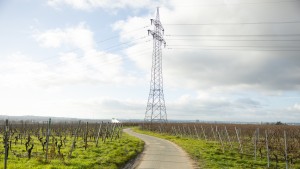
<box><xmin>1</xmin><ymin>0</ymin><xmax>300</xmax><ymax>122</ymax></box>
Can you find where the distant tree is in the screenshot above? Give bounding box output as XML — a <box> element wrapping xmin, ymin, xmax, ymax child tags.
<box><xmin>275</xmin><ymin>121</ymin><xmax>285</xmax><ymax>125</ymax></box>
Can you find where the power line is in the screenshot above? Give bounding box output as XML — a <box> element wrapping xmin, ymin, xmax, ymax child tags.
<box><xmin>0</xmin><ymin>38</ymin><xmax>152</xmax><ymax>75</ymax></box>
<box><xmin>0</xmin><ymin>46</ymin><xmax>153</xmax><ymax>78</ymax></box>
<box><xmin>99</xmin><ymin>36</ymin><xmax>150</xmax><ymax>51</ymax></box>
<box><xmin>171</xmin><ymin>0</ymin><xmax>300</xmax><ymax>7</ymax></box>
<box><xmin>48</xmin><ymin>39</ymin><xmax>152</xmax><ymax>68</ymax></box>
<box><xmin>166</xmin><ymin>47</ymin><xmax>300</xmax><ymax>52</ymax></box>
<box><xmin>38</xmin><ymin>25</ymin><xmax>150</xmax><ymax>62</ymax></box>
<box><xmin>60</xmin><ymin>48</ymin><xmax>153</xmax><ymax>75</ymax></box>
<box><xmin>165</xmin><ymin>39</ymin><xmax>300</xmax><ymax>42</ymax></box>
<box><xmin>4</xmin><ymin>48</ymin><xmax>154</xmax><ymax>85</ymax></box>
<box><xmin>29</xmin><ymin>25</ymin><xmax>151</xmax><ymax>65</ymax></box>
<box><xmin>166</xmin><ymin>34</ymin><xmax>300</xmax><ymax>37</ymax></box>
<box><xmin>167</xmin><ymin>45</ymin><xmax>300</xmax><ymax>48</ymax></box>
<box><xmin>95</xmin><ymin>25</ymin><xmax>150</xmax><ymax>45</ymax></box>
<box><xmin>165</xmin><ymin>21</ymin><xmax>300</xmax><ymax>26</ymax></box>
<box><xmin>61</xmin><ymin>25</ymin><xmax>150</xmax><ymax>53</ymax></box>
<box><xmin>31</xmin><ymin>36</ymin><xmax>151</xmax><ymax>65</ymax></box>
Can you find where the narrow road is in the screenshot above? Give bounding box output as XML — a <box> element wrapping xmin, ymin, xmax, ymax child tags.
<box><xmin>124</xmin><ymin>128</ymin><xmax>195</xmax><ymax>169</ymax></box>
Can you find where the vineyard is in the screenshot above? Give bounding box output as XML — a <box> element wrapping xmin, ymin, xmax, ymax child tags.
<box><xmin>0</xmin><ymin>119</ymin><xmax>143</xmax><ymax>169</ymax></box>
<box><xmin>2</xmin><ymin>119</ymin><xmax>300</xmax><ymax>169</ymax></box>
<box><xmin>140</xmin><ymin>123</ymin><xmax>300</xmax><ymax>169</ymax></box>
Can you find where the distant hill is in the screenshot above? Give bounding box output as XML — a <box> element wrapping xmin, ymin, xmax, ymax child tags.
<box><xmin>0</xmin><ymin>115</ymin><xmax>110</xmax><ymax>123</ymax></box>
<box><xmin>0</xmin><ymin>115</ymin><xmax>298</xmax><ymax>125</ymax></box>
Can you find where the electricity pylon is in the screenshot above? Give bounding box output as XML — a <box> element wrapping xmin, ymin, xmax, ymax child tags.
<box><xmin>144</xmin><ymin>8</ymin><xmax>167</xmax><ymax>123</ymax></box>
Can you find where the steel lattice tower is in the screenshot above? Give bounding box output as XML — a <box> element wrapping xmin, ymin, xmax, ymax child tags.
<box><xmin>144</xmin><ymin>8</ymin><xmax>167</xmax><ymax>123</ymax></box>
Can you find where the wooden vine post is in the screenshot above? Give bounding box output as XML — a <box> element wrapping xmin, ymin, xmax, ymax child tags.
<box><xmin>110</xmin><ymin>123</ymin><xmax>116</xmax><ymax>141</ymax></box>
<box><xmin>254</xmin><ymin>129</ymin><xmax>257</xmax><ymax>161</ymax></box>
<box><xmin>4</xmin><ymin>119</ymin><xmax>9</xmax><ymax>169</ymax></box>
<box><xmin>284</xmin><ymin>131</ymin><xmax>288</xmax><ymax>169</ymax></box>
<box><xmin>45</xmin><ymin>118</ymin><xmax>51</xmax><ymax>162</ymax></box>
<box><xmin>201</xmin><ymin>125</ymin><xmax>207</xmax><ymax>141</ymax></box>
<box><xmin>69</xmin><ymin>120</ymin><xmax>81</xmax><ymax>158</ymax></box>
<box><xmin>84</xmin><ymin>122</ymin><xmax>88</xmax><ymax>150</ymax></box>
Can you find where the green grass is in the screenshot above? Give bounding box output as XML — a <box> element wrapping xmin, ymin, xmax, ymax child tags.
<box><xmin>133</xmin><ymin>127</ymin><xmax>299</xmax><ymax>169</ymax></box>
<box><xmin>0</xmin><ymin>133</ymin><xmax>144</xmax><ymax>169</ymax></box>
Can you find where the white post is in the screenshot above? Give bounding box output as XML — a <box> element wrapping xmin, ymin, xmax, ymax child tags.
<box><xmin>69</xmin><ymin>120</ymin><xmax>81</xmax><ymax>158</ymax></box>
<box><xmin>254</xmin><ymin>129</ymin><xmax>257</xmax><ymax>161</ymax></box>
<box><xmin>235</xmin><ymin>127</ymin><xmax>243</xmax><ymax>153</ymax></box>
<box><xmin>201</xmin><ymin>125</ymin><xmax>207</xmax><ymax>141</ymax></box>
<box><xmin>194</xmin><ymin>125</ymin><xmax>200</xmax><ymax>140</ymax></box>
<box><xmin>188</xmin><ymin>126</ymin><xmax>192</xmax><ymax>137</ymax></box>
<box><xmin>182</xmin><ymin>126</ymin><xmax>186</xmax><ymax>136</ymax></box>
<box><xmin>217</xmin><ymin>128</ymin><xmax>225</xmax><ymax>153</ymax></box>
<box><xmin>257</xmin><ymin>128</ymin><xmax>260</xmax><ymax>142</ymax></box>
<box><xmin>178</xmin><ymin>126</ymin><xmax>182</xmax><ymax>138</ymax></box>
<box><xmin>211</xmin><ymin>126</ymin><xmax>217</xmax><ymax>141</ymax></box>
<box><xmin>225</xmin><ymin>126</ymin><xmax>232</xmax><ymax>149</ymax></box>
<box><xmin>96</xmin><ymin>122</ymin><xmax>102</xmax><ymax>147</ymax></box>
<box><xmin>265</xmin><ymin>130</ymin><xmax>270</xmax><ymax>168</ymax></box>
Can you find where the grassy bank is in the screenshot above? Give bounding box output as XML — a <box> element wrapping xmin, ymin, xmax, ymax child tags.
<box><xmin>1</xmin><ymin>132</ymin><xmax>144</xmax><ymax>169</ymax></box>
<box><xmin>133</xmin><ymin>127</ymin><xmax>294</xmax><ymax>169</ymax></box>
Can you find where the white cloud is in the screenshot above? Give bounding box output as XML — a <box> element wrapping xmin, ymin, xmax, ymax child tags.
<box><xmin>0</xmin><ymin>52</ymin><xmax>50</xmax><ymax>88</ymax></box>
<box><xmin>288</xmin><ymin>103</ymin><xmax>300</xmax><ymax>111</ymax></box>
<box><xmin>2</xmin><ymin>0</ymin><xmax>300</xmax><ymax>122</ymax></box>
<box><xmin>59</xmin><ymin>97</ymin><xmax>145</xmax><ymax>119</ymax></box>
<box><xmin>47</xmin><ymin>0</ymin><xmax>166</xmax><ymax>11</ymax></box>
<box><xmin>0</xmin><ymin>23</ymin><xmax>139</xmax><ymax>88</ymax></box>
<box><xmin>114</xmin><ymin>0</ymin><xmax>300</xmax><ymax>92</ymax></box>
<box><xmin>33</xmin><ymin>23</ymin><xmax>128</xmax><ymax>86</ymax></box>
<box><xmin>107</xmin><ymin>2</ymin><xmax>300</xmax><ymax>122</ymax></box>
<box><xmin>34</xmin><ymin>22</ymin><xmax>94</xmax><ymax>51</ymax></box>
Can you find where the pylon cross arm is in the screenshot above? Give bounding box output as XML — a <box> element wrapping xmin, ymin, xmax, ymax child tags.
<box><xmin>148</xmin><ymin>30</ymin><xmax>166</xmax><ymax>47</ymax></box>
<box><xmin>150</xmin><ymin>19</ymin><xmax>164</xmax><ymax>31</ymax></box>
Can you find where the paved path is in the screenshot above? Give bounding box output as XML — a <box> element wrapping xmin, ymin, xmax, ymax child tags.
<box><xmin>124</xmin><ymin>128</ymin><xmax>195</xmax><ymax>169</ymax></box>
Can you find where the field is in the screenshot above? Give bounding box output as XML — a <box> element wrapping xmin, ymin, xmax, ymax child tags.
<box><xmin>0</xmin><ymin>119</ymin><xmax>144</xmax><ymax>169</ymax></box>
<box><xmin>135</xmin><ymin>123</ymin><xmax>300</xmax><ymax>169</ymax></box>
<box><xmin>2</xmin><ymin>119</ymin><xmax>300</xmax><ymax>169</ymax></box>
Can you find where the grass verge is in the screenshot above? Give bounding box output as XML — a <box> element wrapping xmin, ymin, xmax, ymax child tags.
<box><xmin>133</xmin><ymin>127</ymin><xmax>297</xmax><ymax>169</ymax></box>
<box><xmin>1</xmin><ymin>132</ymin><xmax>144</xmax><ymax>169</ymax></box>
